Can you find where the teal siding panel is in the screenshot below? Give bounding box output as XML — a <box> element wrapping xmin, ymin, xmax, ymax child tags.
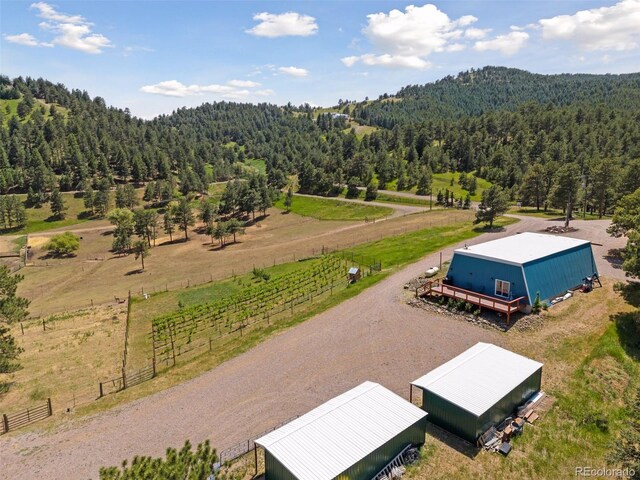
<box><xmin>522</xmin><ymin>244</ymin><xmax>598</xmax><ymax>302</ymax></box>
<box><xmin>447</xmin><ymin>254</ymin><xmax>528</xmax><ymax>302</ymax></box>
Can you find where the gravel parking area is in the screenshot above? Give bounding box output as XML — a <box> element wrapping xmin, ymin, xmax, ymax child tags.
<box><xmin>0</xmin><ymin>215</ymin><xmax>624</xmax><ymax>479</ymax></box>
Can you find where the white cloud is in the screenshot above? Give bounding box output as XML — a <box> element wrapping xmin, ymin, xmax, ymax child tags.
<box><xmin>4</xmin><ymin>32</ymin><xmax>52</xmax><ymax>47</ymax></box>
<box><xmin>5</xmin><ymin>2</ymin><xmax>114</xmax><ymax>54</ymax></box>
<box><xmin>474</xmin><ymin>31</ymin><xmax>529</xmax><ymax>55</ymax></box>
<box><xmin>345</xmin><ymin>4</ymin><xmax>481</xmax><ymax>69</ymax></box>
<box><xmin>41</xmin><ymin>21</ymin><xmax>113</xmax><ymax>54</ymax></box>
<box><xmin>31</xmin><ymin>2</ymin><xmax>85</xmax><ymax>23</ymax></box>
<box><xmin>246</xmin><ymin>12</ymin><xmax>318</xmax><ymax>37</ymax></box>
<box><xmin>255</xmin><ymin>89</ymin><xmax>275</xmax><ymax>96</ymax></box>
<box><xmin>227</xmin><ymin>79</ymin><xmax>261</xmax><ymax>88</ymax></box>
<box><xmin>341</xmin><ymin>56</ymin><xmax>360</xmax><ymax>67</ymax></box>
<box><xmin>278</xmin><ymin>66</ymin><xmax>309</xmax><ymax>77</ymax></box>
<box><xmin>363</xmin><ymin>4</ymin><xmax>477</xmax><ymax>57</ymax></box>
<box><xmin>342</xmin><ymin>54</ymin><xmax>431</xmax><ymax>69</ymax></box>
<box><xmin>140</xmin><ymin>79</ymin><xmax>270</xmax><ymax>99</ymax></box>
<box><xmin>539</xmin><ymin>0</ymin><xmax>640</xmax><ymax>51</ymax></box>
<box><xmin>464</xmin><ymin>28</ymin><xmax>491</xmax><ymax>40</ymax></box>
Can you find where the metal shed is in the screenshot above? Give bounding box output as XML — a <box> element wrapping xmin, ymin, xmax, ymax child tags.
<box><xmin>255</xmin><ymin>381</ymin><xmax>428</xmax><ymax>480</ymax></box>
<box><xmin>411</xmin><ymin>343</ymin><xmax>542</xmax><ymax>443</ymax></box>
<box><xmin>445</xmin><ymin>232</ymin><xmax>598</xmax><ymax>307</ymax></box>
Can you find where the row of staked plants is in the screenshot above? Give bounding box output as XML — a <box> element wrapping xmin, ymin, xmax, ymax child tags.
<box><xmin>152</xmin><ymin>255</ymin><xmax>347</xmax><ymax>364</ymax></box>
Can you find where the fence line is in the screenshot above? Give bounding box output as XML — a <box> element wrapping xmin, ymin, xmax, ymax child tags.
<box><xmin>25</xmin><ymin>212</ymin><xmax>471</xmax><ymax>318</ymax></box>
<box><xmin>98</xmin><ymin>363</ymin><xmax>156</xmax><ymax>398</ymax></box>
<box><xmin>219</xmin><ymin>415</ymin><xmax>300</xmax><ymax>464</ymax></box>
<box><xmin>122</xmin><ymin>291</ymin><xmax>132</xmax><ymax>373</ymax></box>
<box><xmin>1</xmin><ymin>398</ymin><xmax>52</xmax><ymax>434</ymax></box>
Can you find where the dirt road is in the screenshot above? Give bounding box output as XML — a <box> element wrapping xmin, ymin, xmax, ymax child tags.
<box><xmin>0</xmin><ymin>216</ymin><xmax>624</xmax><ymax>479</ymax></box>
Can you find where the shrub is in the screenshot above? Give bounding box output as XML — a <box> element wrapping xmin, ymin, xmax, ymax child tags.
<box><xmin>464</xmin><ymin>301</ymin><xmax>474</xmax><ymax>313</ymax></box>
<box><xmin>252</xmin><ymin>267</ymin><xmax>270</xmax><ymax>282</ymax></box>
<box><xmin>532</xmin><ymin>292</ymin><xmax>542</xmax><ymax>314</ymax></box>
<box><xmin>44</xmin><ymin>232</ymin><xmax>80</xmax><ymax>257</ymax></box>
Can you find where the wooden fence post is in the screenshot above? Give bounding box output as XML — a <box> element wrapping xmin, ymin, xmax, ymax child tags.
<box><xmin>2</xmin><ymin>413</ymin><xmax>8</xmax><ymax>433</ymax></box>
<box><xmin>47</xmin><ymin>398</ymin><xmax>52</xmax><ymax>416</ymax></box>
<box><xmin>99</xmin><ymin>382</ymin><xmax>103</xmax><ymax>398</ymax></box>
<box><xmin>152</xmin><ymin>357</ymin><xmax>156</xmax><ymax>377</ymax></box>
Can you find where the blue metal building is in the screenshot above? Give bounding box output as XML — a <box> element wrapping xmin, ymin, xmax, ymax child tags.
<box><xmin>445</xmin><ymin>232</ymin><xmax>598</xmax><ymax>307</ymax></box>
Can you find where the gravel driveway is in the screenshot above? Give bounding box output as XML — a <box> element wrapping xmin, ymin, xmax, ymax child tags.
<box><xmin>0</xmin><ymin>215</ymin><xmax>624</xmax><ymax>479</ymax></box>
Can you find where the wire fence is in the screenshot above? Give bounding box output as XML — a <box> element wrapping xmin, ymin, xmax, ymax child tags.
<box><xmin>22</xmin><ymin>211</ymin><xmax>473</xmax><ymax>317</ymax></box>
<box><xmin>218</xmin><ymin>415</ymin><xmax>300</xmax><ymax>464</ymax></box>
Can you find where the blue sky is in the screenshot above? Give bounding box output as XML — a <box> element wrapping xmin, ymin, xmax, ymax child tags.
<box><xmin>2</xmin><ymin>0</ymin><xmax>639</xmax><ymax>118</ymax></box>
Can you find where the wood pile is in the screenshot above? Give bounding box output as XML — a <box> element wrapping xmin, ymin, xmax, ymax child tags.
<box><xmin>478</xmin><ymin>392</ymin><xmax>545</xmax><ymax>455</ymax></box>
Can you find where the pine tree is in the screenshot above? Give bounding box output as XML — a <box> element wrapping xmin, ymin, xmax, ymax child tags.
<box><xmin>475</xmin><ymin>185</ymin><xmax>509</xmax><ymax>229</ymax></box>
<box><xmin>49</xmin><ymin>189</ymin><xmax>66</xmax><ymax>219</ymax></box>
<box><xmin>284</xmin><ymin>187</ymin><xmax>294</xmax><ymax>212</ymax></box>
<box><xmin>171</xmin><ymin>198</ymin><xmax>195</xmax><ymax>240</ymax></box>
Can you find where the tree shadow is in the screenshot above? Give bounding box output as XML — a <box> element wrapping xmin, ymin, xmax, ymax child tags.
<box><xmin>44</xmin><ymin>215</ymin><xmax>64</xmax><ymax>223</ymax></box>
<box><xmin>38</xmin><ymin>252</ymin><xmax>77</xmax><ymax>260</ymax></box>
<box><xmin>425</xmin><ymin>423</ymin><xmax>481</xmax><ymax>459</ymax></box>
<box><xmin>604</xmin><ymin>248</ymin><xmax>624</xmax><ymax>271</ymax></box>
<box><xmin>611</xmin><ymin>311</ymin><xmax>640</xmax><ymax>361</ymax></box>
<box><xmin>125</xmin><ymin>269</ymin><xmax>144</xmax><ymax>276</ymax></box>
<box><xmin>101</xmin><ymin>230</ymin><xmax>115</xmax><ymax>237</ymax></box>
<box><xmin>613</xmin><ymin>282</ymin><xmax>640</xmax><ymax>308</ymax></box>
<box><xmin>472</xmin><ymin>225</ymin><xmax>506</xmax><ymax>233</ymax></box>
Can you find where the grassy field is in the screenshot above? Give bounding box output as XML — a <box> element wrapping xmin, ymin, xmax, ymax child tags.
<box><xmin>43</xmin><ymin>213</ymin><xmax>501</xmax><ymax>416</ymax></box>
<box><xmin>0</xmin><ymin>98</ymin><xmax>68</xmax><ymax>125</ymax></box>
<box><xmin>243</xmin><ymin>158</ymin><xmax>267</xmax><ymax>175</ymax></box>
<box><xmin>0</xmin><ymin>192</ymin><xmax>94</xmax><ymax>236</ymax></box>
<box><xmin>384</xmin><ymin>172</ymin><xmax>491</xmax><ymax>202</ymax></box>
<box><xmin>340</xmin><ymin>189</ymin><xmax>433</xmax><ymax>207</ymax></box>
<box><xmin>274</xmin><ymin>194</ymin><xmax>393</xmax><ymax>220</ymax></box>
<box><xmin>510</xmin><ymin>207</ymin><xmax>607</xmax><ymax>221</ymax></box>
<box><xmin>408</xmin><ymin>279</ymin><xmax>638</xmax><ymax>479</ymax></box>
<box><xmin>0</xmin><ymin>304</ymin><xmax>127</xmax><ymax>413</ymax></box>
<box><xmin>17</xmin><ymin>206</ymin><xmax>467</xmax><ymax>315</ymax></box>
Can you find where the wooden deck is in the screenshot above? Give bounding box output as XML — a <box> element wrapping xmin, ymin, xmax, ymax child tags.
<box><xmin>417</xmin><ymin>280</ymin><xmax>525</xmax><ymax>324</ymax></box>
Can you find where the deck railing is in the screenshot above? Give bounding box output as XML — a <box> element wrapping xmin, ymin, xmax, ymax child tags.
<box><xmin>417</xmin><ymin>280</ymin><xmax>525</xmax><ymax>323</ymax></box>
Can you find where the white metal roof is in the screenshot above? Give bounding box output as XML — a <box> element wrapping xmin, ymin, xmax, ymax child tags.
<box><xmin>411</xmin><ymin>343</ymin><xmax>543</xmax><ymax>417</ymax></box>
<box><xmin>255</xmin><ymin>381</ymin><xmax>427</xmax><ymax>480</ymax></box>
<box><xmin>454</xmin><ymin>232</ymin><xmax>590</xmax><ymax>266</ymax></box>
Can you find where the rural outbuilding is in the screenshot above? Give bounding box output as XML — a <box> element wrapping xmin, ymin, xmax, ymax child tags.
<box><xmin>255</xmin><ymin>381</ymin><xmax>428</xmax><ymax>480</ymax></box>
<box><xmin>411</xmin><ymin>342</ymin><xmax>543</xmax><ymax>444</ymax></box>
<box><xmin>444</xmin><ymin>232</ymin><xmax>597</xmax><ymax>308</ymax></box>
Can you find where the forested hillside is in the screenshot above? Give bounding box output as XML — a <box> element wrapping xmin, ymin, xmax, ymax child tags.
<box><xmin>1</xmin><ymin>67</ymin><xmax>639</xmax><ymax>221</ymax></box>
<box><xmin>351</xmin><ymin>66</ymin><xmax>640</xmax><ymax>128</ymax></box>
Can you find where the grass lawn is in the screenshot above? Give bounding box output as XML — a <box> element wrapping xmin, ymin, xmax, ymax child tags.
<box><xmin>510</xmin><ymin>207</ymin><xmax>606</xmax><ymax>221</ymax></box>
<box><xmin>0</xmin><ymin>192</ymin><xmax>94</xmax><ymax>235</ymax></box>
<box><xmin>344</xmin><ymin>216</ymin><xmax>518</xmax><ymax>269</ymax></box>
<box><xmin>274</xmin><ymin>194</ymin><xmax>393</xmax><ymax>221</ymax></box>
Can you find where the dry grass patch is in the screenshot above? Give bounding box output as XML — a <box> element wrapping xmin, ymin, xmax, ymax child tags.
<box><xmin>0</xmin><ymin>304</ymin><xmax>127</xmax><ymax>414</ymax></box>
